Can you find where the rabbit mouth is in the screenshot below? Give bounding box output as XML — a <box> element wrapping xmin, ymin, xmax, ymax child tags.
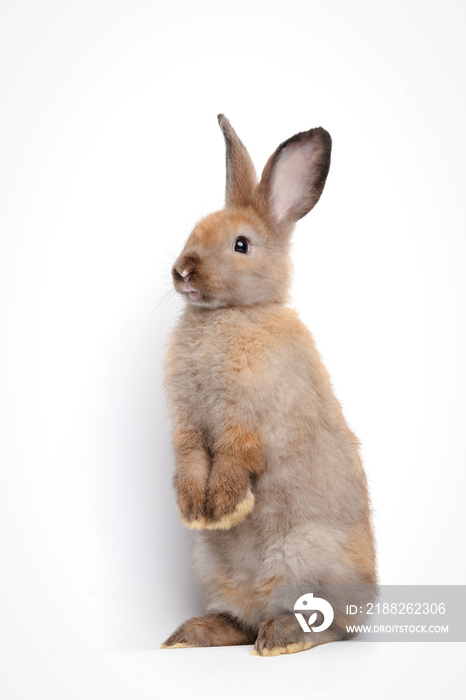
<box><xmin>182</xmin><ymin>281</ymin><xmax>206</xmax><ymax>304</ymax></box>
<box><xmin>179</xmin><ymin>278</ymin><xmax>205</xmax><ymax>304</ymax></box>
<box><xmin>184</xmin><ymin>289</ymin><xmax>212</xmax><ymax>306</ymax></box>
<box><xmin>175</xmin><ymin>276</ymin><xmax>221</xmax><ymax>307</ymax></box>
<box><xmin>183</xmin><ymin>288</ymin><xmax>224</xmax><ymax>308</ymax></box>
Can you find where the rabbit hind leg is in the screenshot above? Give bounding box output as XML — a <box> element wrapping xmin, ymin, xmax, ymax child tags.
<box><xmin>252</xmin><ymin>613</ymin><xmax>345</xmax><ymax>657</ymax></box>
<box><xmin>161</xmin><ymin>612</ymin><xmax>256</xmax><ymax>649</ymax></box>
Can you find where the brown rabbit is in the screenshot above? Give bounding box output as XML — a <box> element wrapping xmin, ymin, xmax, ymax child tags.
<box><xmin>161</xmin><ymin>115</ymin><xmax>376</xmax><ymax>656</ymax></box>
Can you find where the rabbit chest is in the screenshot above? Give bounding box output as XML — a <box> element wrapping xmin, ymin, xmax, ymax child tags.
<box><xmin>165</xmin><ymin>304</ymin><xmax>303</xmax><ymax>449</ymax></box>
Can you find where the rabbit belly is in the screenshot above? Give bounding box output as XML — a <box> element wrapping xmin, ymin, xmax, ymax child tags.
<box><xmin>192</xmin><ymin>509</ymin><xmax>374</xmax><ymax>629</ymax></box>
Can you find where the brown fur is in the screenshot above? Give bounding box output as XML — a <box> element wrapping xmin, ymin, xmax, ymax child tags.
<box><xmin>204</xmin><ymin>426</ymin><xmax>263</xmax><ymax>521</ymax></box>
<box><xmin>162</xmin><ymin>116</ymin><xmax>377</xmax><ymax>656</ymax></box>
<box><xmin>172</xmin><ymin>418</ymin><xmax>210</xmax><ymax>523</ymax></box>
<box><xmin>162</xmin><ymin>613</ymin><xmax>256</xmax><ymax>648</ymax></box>
<box><xmin>201</xmin><ymin>574</ymin><xmax>284</xmax><ymax>622</ymax></box>
<box><xmin>342</xmin><ymin>528</ymin><xmax>377</xmax><ymax>585</ymax></box>
<box><xmin>218</xmin><ymin>114</ymin><xmax>257</xmax><ymax>208</ymax></box>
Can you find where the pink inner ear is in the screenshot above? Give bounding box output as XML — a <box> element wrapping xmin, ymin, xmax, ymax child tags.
<box><xmin>271</xmin><ymin>142</ymin><xmax>318</xmax><ymax>224</ymax></box>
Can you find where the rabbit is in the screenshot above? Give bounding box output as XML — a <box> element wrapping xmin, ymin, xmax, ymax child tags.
<box><xmin>161</xmin><ymin>115</ymin><xmax>377</xmax><ymax>656</ymax></box>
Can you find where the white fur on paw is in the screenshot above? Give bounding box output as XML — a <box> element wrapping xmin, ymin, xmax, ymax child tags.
<box><xmin>177</xmin><ymin>512</ymin><xmax>209</xmax><ymax>530</ymax></box>
<box><xmin>178</xmin><ymin>489</ymin><xmax>255</xmax><ymax>531</ymax></box>
<box><xmin>160</xmin><ymin>642</ymin><xmax>193</xmax><ymax>649</ymax></box>
<box><xmin>205</xmin><ymin>489</ymin><xmax>255</xmax><ymax>530</ymax></box>
<box><xmin>251</xmin><ymin>642</ymin><xmax>314</xmax><ymax>657</ymax></box>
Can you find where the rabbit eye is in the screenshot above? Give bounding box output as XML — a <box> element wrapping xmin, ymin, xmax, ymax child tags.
<box><xmin>234</xmin><ymin>237</ymin><xmax>249</xmax><ymax>254</ymax></box>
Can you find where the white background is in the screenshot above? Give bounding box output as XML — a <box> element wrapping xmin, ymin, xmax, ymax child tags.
<box><xmin>1</xmin><ymin>0</ymin><xmax>465</xmax><ymax>698</ymax></box>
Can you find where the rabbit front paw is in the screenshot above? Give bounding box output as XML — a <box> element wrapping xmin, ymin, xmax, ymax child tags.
<box><xmin>203</xmin><ymin>466</ymin><xmax>255</xmax><ymax>529</ymax></box>
<box><xmin>174</xmin><ymin>462</ymin><xmax>255</xmax><ymax>531</ymax></box>
<box><xmin>174</xmin><ymin>470</ymin><xmax>207</xmax><ymax>528</ymax></box>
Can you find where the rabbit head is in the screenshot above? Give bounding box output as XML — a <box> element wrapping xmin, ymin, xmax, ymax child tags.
<box><xmin>172</xmin><ymin>115</ymin><xmax>332</xmax><ymax>309</ymax></box>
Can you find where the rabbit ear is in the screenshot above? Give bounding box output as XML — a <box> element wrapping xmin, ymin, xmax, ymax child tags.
<box><xmin>218</xmin><ymin>114</ymin><xmax>257</xmax><ymax>208</ymax></box>
<box><xmin>255</xmin><ymin>127</ymin><xmax>332</xmax><ymax>232</ymax></box>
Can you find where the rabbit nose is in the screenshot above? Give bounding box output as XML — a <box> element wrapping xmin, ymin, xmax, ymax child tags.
<box><xmin>172</xmin><ymin>265</ymin><xmax>193</xmax><ymax>282</ymax></box>
<box><xmin>173</xmin><ymin>253</ymin><xmax>199</xmax><ymax>281</ymax></box>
